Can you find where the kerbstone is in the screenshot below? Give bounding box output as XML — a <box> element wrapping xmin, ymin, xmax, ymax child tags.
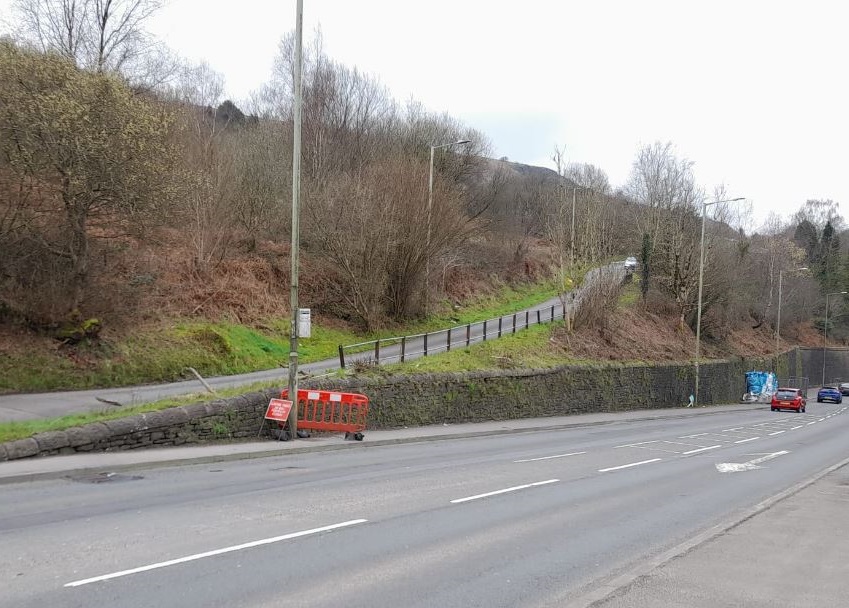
<box><xmin>4</xmin><ymin>438</ymin><xmax>39</xmax><ymax>460</ymax></box>
<box><xmin>33</xmin><ymin>431</ymin><xmax>70</xmax><ymax>452</ymax></box>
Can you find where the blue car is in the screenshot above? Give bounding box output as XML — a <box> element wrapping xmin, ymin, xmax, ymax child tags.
<box><xmin>817</xmin><ymin>386</ymin><xmax>842</xmax><ymax>403</ymax></box>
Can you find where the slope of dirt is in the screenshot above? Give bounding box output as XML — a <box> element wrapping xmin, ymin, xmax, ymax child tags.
<box><xmin>551</xmin><ymin>305</ymin><xmax>791</xmax><ymax>363</ymax></box>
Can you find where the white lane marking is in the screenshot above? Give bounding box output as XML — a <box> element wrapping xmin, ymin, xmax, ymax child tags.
<box><xmin>807</xmin><ymin>421</ymin><xmax>817</xmax><ymax>425</ymax></box>
<box><xmin>791</xmin><ymin>425</ymin><xmax>804</xmax><ymax>430</ymax></box>
<box><xmin>818</xmin><ymin>418</ymin><xmax>825</xmax><ymax>421</ymax></box>
<box><xmin>734</xmin><ymin>437</ymin><xmax>760</xmax><ymax>444</ymax></box>
<box><xmin>514</xmin><ymin>451</ymin><xmax>586</xmax><ymax>463</ymax></box>
<box><xmin>768</xmin><ymin>431</ymin><xmax>785</xmax><ymax>436</ymax></box>
<box><xmin>716</xmin><ymin>451</ymin><xmax>790</xmax><ymax>473</ymax></box>
<box><xmin>599</xmin><ymin>458</ymin><xmax>662</xmax><ymax>473</ymax></box>
<box><xmin>685</xmin><ymin>433</ymin><xmax>749</xmax><ymax>441</ymax></box>
<box><xmin>615</xmin><ymin>440</ymin><xmax>658</xmax><ymax>448</ymax></box>
<box><xmin>680</xmin><ymin>433</ymin><xmax>708</xmax><ymax>438</ymax></box>
<box><xmin>682</xmin><ymin>445</ymin><xmax>722</xmax><ymax>455</ymax></box>
<box><xmin>450</xmin><ymin>479</ymin><xmax>559</xmax><ymax>503</ymax></box>
<box><xmin>64</xmin><ymin>519</ymin><xmax>369</xmax><ymax>587</ymax></box>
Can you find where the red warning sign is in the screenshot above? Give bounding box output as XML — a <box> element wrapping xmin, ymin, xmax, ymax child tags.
<box><xmin>264</xmin><ymin>398</ymin><xmax>293</xmax><ymax>422</ymax></box>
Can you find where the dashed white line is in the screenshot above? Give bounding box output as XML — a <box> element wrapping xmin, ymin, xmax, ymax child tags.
<box><xmin>808</xmin><ymin>421</ymin><xmax>817</xmax><ymax>425</ymax></box>
<box><xmin>64</xmin><ymin>519</ymin><xmax>369</xmax><ymax>587</ymax></box>
<box><xmin>768</xmin><ymin>431</ymin><xmax>785</xmax><ymax>436</ymax></box>
<box><xmin>615</xmin><ymin>440</ymin><xmax>659</xmax><ymax>448</ymax></box>
<box><xmin>791</xmin><ymin>425</ymin><xmax>804</xmax><ymax>430</ymax></box>
<box><xmin>450</xmin><ymin>479</ymin><xmax>559</xmax><ymax>503</ymax></box>
<box><xmin>514</xmin><ymin>451</ymin><xmax>586</xmax><ymax>463</ymax></box>
<box><xmin>734</xmin><ymin>437</ymin><xmax>760</xmax><ymax>444</ymax></box>
<box><xmin>599</xmin><ymin>458</ymin><xmax>662</xmax><ymax>473</ymax></box>
<box><xmin>682</xmin><ymin>445</ymin><xmax>722</xmax><ymax>455</ymax></box>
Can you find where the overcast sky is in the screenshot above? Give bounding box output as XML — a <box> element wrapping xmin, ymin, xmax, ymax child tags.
<box><xmin>2</xmin><ymin>0</ymin><xmax>847</xmax><ymax>228</ymax></box>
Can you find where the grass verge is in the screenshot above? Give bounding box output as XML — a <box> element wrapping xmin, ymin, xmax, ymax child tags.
<box><xmin>1</xmin><ymin>276</ymin><xmax>569</xmax><ymax>393</ymax></box>
<box><xmin>0</xmin><ymin>378</ymin><xmax>285</xmax><ymax>444</ymax></box>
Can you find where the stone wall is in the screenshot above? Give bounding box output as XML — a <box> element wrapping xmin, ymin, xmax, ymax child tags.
<box><xmin>0</xmin><ymin>349</ymin><xmax>798</xmax><ymax>461</ymax></box>
<box><xmin>799</xmin><ymin>347</ymin><xmax>849</xmax><ymax>386</ymax></box>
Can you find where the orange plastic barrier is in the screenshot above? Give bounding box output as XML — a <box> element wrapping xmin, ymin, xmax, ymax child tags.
<box><xmin>279</xmin><ymin>388</ymin><xmax>369</xmax><ymax>438</ymax></box>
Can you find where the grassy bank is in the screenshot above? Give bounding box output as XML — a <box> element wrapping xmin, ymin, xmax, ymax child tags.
<box><xmin>0</xmin><ymin>277</ymin><xmax>562</xmax><ymax>393</ymax></box>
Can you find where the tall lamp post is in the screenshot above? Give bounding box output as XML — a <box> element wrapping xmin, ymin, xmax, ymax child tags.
<box><xmin>286</xmin><ymin>0</ymin><xmax>304</xmax><ymax>439</ymax></box>
<box><xmin>694</xmin><ymin>196</ymin><xmax>745</xmax><ymax>406</ymax></box>
<box><xmin>822</xmin><ymin>290</ymin><xmax>847</xmax><ymax>386</ymax></box>
<box><xmin>426</xmin><ymin>139</ymin><xmax>470</xmax><ymax>315</ymax></box>
<box><xmin>775</xmin><ymin>266</ymin><xmax>808</xmax><ymax>352</ymax></box>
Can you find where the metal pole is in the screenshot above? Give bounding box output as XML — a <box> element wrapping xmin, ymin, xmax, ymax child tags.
<box><xmin>570</xmin><ymin>187</ymin><xmax>577</xmax><ymax>277</ymax></box>
<box><xmin>425</xmin><ymin>146</ymin><xmax>435</xmax><ymax>316</ymax></box>
<box><xmin>375</xmin><ymin>339</ymin><xmax>380</xmax><ymax>364</ymax></box>
<box><xmin>287</xmin><ymin>0</ymin><xmax>304</xmax><ymax>439</ymax></box>
<box><xmin>694</xmin><ymin>200</ymin><xmax>707</xmax><ymax>407</ymax></box>
<box><xmin>823</xmin><ymin>293</ymin><xmax>829</xmax><ymax>387</ymax></box>
<box><xmin>776</xmin><ymin>270</ymin><xmax>782</xmax><ymax>353</ymax></box>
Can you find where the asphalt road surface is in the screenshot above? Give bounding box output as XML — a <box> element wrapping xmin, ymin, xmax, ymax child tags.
<box><xmin>2</xmin><ymin>402</ymin><xmax>847</xmax><ymax>607</ymax></box>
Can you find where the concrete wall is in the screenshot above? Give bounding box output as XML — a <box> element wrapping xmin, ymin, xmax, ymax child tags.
<box><xmin>799</xmin><ymin>347</ymin><xmax>849</xmax><ymax>386</ymax></box>
<box><xmin>0</xmin><ymin>349</ymin><xmax>798</xmax><ymax>461</ymax></box>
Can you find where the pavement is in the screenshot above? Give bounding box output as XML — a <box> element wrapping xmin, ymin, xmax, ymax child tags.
<box><xmin>0</xmin><ymin>401</ymin><xmax>766</xmax><ymax>484</ymax></box>
<box><xmin>3</xmin><ymin>400</ymin><xmax>847</xmax><ymax>608</ymax></box>
<box><xmin>596</xmin><ymin>462</ymin><xmax>849</xmax><ymax>608</ymax></box>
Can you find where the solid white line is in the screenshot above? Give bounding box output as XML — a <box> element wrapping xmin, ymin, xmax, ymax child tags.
<box><xmin>791</xmin><ymin>425</ymin><xmax>804</xmax><ymax>430</ymax></box>
<box><xmin>682</xmin><ymin>445</ymin><xmax>722</xmax><ymax>455</ymax></box>
<box><xmin>734</xmin><ymin>437</ymin><xmax>760</xmax><ymax>444</ymax></box>
<box><xmin>599</xmin><ymin>458</ymin><xmax>662</xmax><ymax>473</ymax></box>
<box><xmin>769</xmin><ymin>431</ymin><xmax>785</xmax><ymax>436</ymax></box>
<box><xmin>514</xmin><ymin>451</ymin><xmax>586</xmax><ymax>463</ymax></box>
<box><xmin>65</xmin><ymin>519</ymin><xmax>368</xmax><ymax>587</ymax></box>
<box><xmin>450</xmin><ymin>479</ymin><xmax>559</xmax><ymax>503</ymax></box>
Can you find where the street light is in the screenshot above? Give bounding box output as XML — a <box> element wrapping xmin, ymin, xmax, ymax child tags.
<box><xmin>426</xmin><ymin>139</ymin><xmax>471</xmax><ymax>315</ymax></box>
<box><xmin>822</xmin><ymin>290</ymin><xmax>847</xmax><ymax>386</ymax></box>
<box><xmin>775</xmin><ymin>266</ymin><xmax>808</xmax><ymax>352</ymax></box>
<box><xmin>694</xmin><ymin>196</ymin><xmax>745</xmax><ymax>406</ymax></box>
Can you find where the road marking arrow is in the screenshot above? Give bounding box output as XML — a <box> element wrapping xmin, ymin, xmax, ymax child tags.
<box><xmin>715</xmin><ymin>451</ymin><xmax>789</xmax><ymax>473</ymax></box>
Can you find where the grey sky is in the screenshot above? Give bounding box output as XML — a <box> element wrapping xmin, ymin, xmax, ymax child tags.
<box><xmin>2</xmin><ymin>0</ymin><xmax>847</xmax><ymax>229</ymax></box>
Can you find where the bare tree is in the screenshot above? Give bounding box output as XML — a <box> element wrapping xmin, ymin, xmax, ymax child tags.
<box><xmin>12</xmin><ymin>0</ymin><xmax>162</xmax><ymax>74</ymax></box>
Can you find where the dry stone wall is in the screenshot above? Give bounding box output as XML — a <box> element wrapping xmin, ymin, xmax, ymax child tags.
<box><xmin>0</xmin><ymin>350</ymin><xmax>799</xmax><ymax>461</ymax></box>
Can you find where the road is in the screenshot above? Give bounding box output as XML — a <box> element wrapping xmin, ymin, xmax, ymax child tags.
<box><xmin>1</xmin><ymin>401</ymin><xmax>847</xmax><ymax>607</ymax></box>
<box><xmin>0</xmin><ymin>263</ymin><xmax>625</xmax><ymax>422</ymax></box>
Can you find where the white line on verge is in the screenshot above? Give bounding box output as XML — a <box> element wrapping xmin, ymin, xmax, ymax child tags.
<box><xmin>450</xmin><ymin>479</ymin><xmax>559</xmax><ymax>503</ymax></box>
<box><xmin>514</xmin><ymin>451</ymin><xmax>586</xmax><ymax>463</ymax></box>
<box><xmin>682</xmin><ymin>445</ymin><xmax>722</xmax><ymax>455</ymax></box>
<box><xmin>65</xmin><ymin>519</ymin><xmax>368</xmax><ymax>587</ymax></box>
<box><xmin>734</xmin><ymin>437</ymin><xmax>760</xmax><ymax>444</ymax></box>
<box><xmin>599</xmin><ymin>458</ymin><xmax>662</xmax><ymax>473</ymax></box>
<box><xmin>769</xmin><ymin>431</ymin><xmax>785</xmax><ymax>436</ymax></box>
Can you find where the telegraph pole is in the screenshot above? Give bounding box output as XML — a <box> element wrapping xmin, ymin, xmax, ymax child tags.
<box><xmin>287</xmin><ymin>0</ymin><xmax>303</xmax><ymax>439</ymax></box>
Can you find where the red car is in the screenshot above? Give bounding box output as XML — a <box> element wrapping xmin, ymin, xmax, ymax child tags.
<box><xmin>771</xmin><ymin>388</ymin><xmax>806</xmax><ymax>412</ymax></box>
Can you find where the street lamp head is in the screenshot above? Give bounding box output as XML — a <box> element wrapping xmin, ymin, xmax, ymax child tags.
<box><xmin>454</xmin><ymin>139</ymin><xmax>471</xmax><ymax>145</ymax></box>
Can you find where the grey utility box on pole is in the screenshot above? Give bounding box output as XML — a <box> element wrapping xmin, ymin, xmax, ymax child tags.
<box><xmin>298</xmin><ymin>308</ymin><xmax>311</xmax><ymax>339</ymax></box>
